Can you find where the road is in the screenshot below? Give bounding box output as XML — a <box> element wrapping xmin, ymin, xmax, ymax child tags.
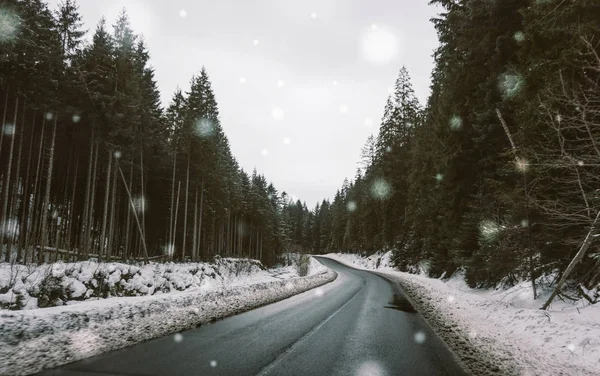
<box><xmin>43</xmin><ymin>257</ymin><xmax>468</xmax><ymax>376</ymax></box>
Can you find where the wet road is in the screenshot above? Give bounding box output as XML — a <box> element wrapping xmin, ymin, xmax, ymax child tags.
<box><xmin>43</xmin><ymin>257</ymin><xmax>467</xmax><ymax>376</ymax></box>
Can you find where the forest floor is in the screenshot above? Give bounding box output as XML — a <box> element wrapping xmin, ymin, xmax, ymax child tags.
<box><xmin>326</xmin><ymin>252</ymin><xmax>600</xmax><ymax>376</ymax></box>
<box><xmin>0</xmin><ymin>256</ymin><xmax>334</xmax><ymax>375</ymax></box>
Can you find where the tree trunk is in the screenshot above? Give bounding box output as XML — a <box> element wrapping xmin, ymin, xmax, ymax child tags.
<box><xmin>99</xmin><ymin>151</ymin><xmax>112</xmax><ymax>261</ymax></box>
<box><xmin>38</xmin><ymin>115</ymin><xmax>57</xmax><ymax>264</ymax></box>
<box><xmin>54</xmin><ymin>147</ymin><xmax>73</xmax><ymax>261</ymax></box>
<box><xmin>139</xmin><ymin>144</ymin><xmax>145</xmax><ymax>238</ymax></box>
<box><xmin>168</xmin><ymin>148</ymin><xmax>177</xmax><ymax>253</ymax></box>
<box><xmin>0</xmin><ymin>85</ymin><xmax>9</xmax><ymax>159</ymax></box>
<box><xmin>107</xmin><ymin>157</ymin><xmax>118</xmax><ymax>259</ymax></box>
<box><xmin>24</xmin><ymin>111</ymin><xmax>45</xmax><ymax>262</ymax></box>
<box><xmin>124</xmin><ymin>160</ymin><xmax>133</xmax><ymax>260</ymax></box>
<box><xmin>9</xmin><ymin>100</ymin><xmax>26</xmax><ymax>261</ymax></box>
<box><xmin>198</xmin><ymin>180</ymin><xmax>204</xmax><ymax>260</ymax></box>
<box><xmin>86</xmin><ymin>142</ymin><xmax>99</xmax><ymax>258</ymax></box>
<box><xmin>18</xmin><ymin>109</ymin><xmax>36</xmax><ymax>259</ymax></box>
<box><xmin>192</xmin><ymin>187</ymin><xmax>198</xmax><ymax>262</ymax></box>
<box><xmin>66</xmin><ymin>155</ymin><xmax>79</xmax><ymax>258</ymax></box>
<box><xmin>1</xmin><ymin>97</ymin><xmax>19</xmax><ymax>261</ymax></box>
<box><xmin>172</xmin><ymin>181</ymin><xmax>181</xmax><ymax>260</ymax></box>
<box><xmin>182</xmin><ymin>152</ymin><xmax>190</xmax><ymax>261</ymax></box>
<box><xmin>79</xmin><ymin>131</ymin><xmax>94</xmax><ymax>259</ymax></box>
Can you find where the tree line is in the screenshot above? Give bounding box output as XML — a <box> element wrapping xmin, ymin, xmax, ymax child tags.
<box><xmin>291</xmin><ymin>0</ymin><xmax>600</xmax><ymax>302</ymax></box>
<box><xmin>0</xmin><ymin>0</ymin><xmax>296</xmax><ymax>266</ymax></box>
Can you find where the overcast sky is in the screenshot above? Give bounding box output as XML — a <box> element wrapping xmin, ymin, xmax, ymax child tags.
<box><xmin>47</xmin><ymin>0</ymin><xmax>440</xmax><ymax>207</ymax></box>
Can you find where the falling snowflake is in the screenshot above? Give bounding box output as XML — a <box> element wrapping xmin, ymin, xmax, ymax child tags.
<box><xmin>385</xmin><ymin>146</ymin><xmax>392</xmax><ymax>153</ymax></box>
<box><xmin>194</xmin><ymin>118</ymin><xmax>215</xmax><ymax>138</ymax></box>
<box><xmin>72</xmin><ymin>114</ymin><xmax>81</xmax><ymax>123</ymax></box>
<box><xmin>253</xmin><ymin>39</ymin><xmax>260</xmax><ymax>46</ymax></box>
<box><xmin>2</xmin><ymin>123</ymin><xmax>14</xmax><ymax>136</ymax></box>
<box><xmin>515</xmin><ymin>157</ymin><xmax>529</xmax><ymax>173</ymax></box>
<box><xmin>179</xmin><ymin>9</ymin><xmax>187</xmax><ymax>18</ymax></box>
<box><xmin>513</xmin><ymin>31</ymin><xmax>525</xmax><ymax>43</ymax></box>
<box><xmin>132</xmin><ymin>196</ymin><xmax>147</xmax><ymax>213</ymax></box>
<box><xmin>45</xmin><ymin>112</ymin><xmax>54</xmax><ymax>121</ymax></box>
<box><xmin>499</xmin><ymin>72</ymin><xmax>524</xmax><ymax>99</ymax></box>
<box><xmin>347</xmin><ymin>201</ymin><xmax>358</xmax><ymax>212</ymax></box>
<box><xmin>480</xmin><ymin>220</ymin><xmax>501</xmax><ymax>242</ymax></box>
<box><xmin>0</xmin><ymin>218</ymin><xmax>18</xmax><ymax>238</ymax></box>
<box><xmin>310</xmin><ymin>12</ymin><xmax>317</xmax><ymax>19</ymax></box>
<box><xmin>356</xmin><ymin>361</ymin><xmax>384</xmax><ymax>376</ymax></box>
<box><xmin>370</xmin><ymin>178</ymin><xmax>392</xmax><ymax>200</ymax></box>
<box><xmin>361</xmin><ymin>27</ymin><xmax>398</xmax><ymax>65</ymax></box>
<box><xmin>450</xmin><ymin>115</ymin><xmax>463</xmax><ymax>130</ymax></box>
<box><xmin>283</xmin><ymin>137</ymin><xmax>291</xmax><ymax>145</ymax></box>
<box><xmin>114</xmin><ymin>151</ymin><xmax>122</xmax><ymax>159</ymax></box>
<box><xmin>567</xmin><ymin>343</ymin><xmax>576</xmax><ymax>353</ymax></box>
<box><xmin>0</xmin><ymin>8</ymin><xmax>19</xmax><ymax>44</ymax></box>
<box><xmin>364</xmin><ymin>117</ymin><xmax>374</xmax><ymax>127</ymax></box>
<box><xmin>272</xmin><ymin>107</ymin><xmax>284</xmax><ymax>120</ymax></box>
<box><xmin>210</xmin><ymin>360</ymin><xmax>218</xmax><ymax>368</ymax></box>
<box><xmin>339</xmin><ymin>104</ymin><xmax>349</xmax><ymax>113</ymax></box>
<box><xmin>173</xmin><ymin>333</ymin><xmax>183</xmax><ymax>343</ymax></box>
<box><xmin>435</xmin><ymin>173</ymin><xmax>444</xmax><ymax>182</ymax></box>
<box><xmin>239</xmin><ymin>77</ymin><xmax>247</xmax><ymax>84</ymax></box>
<box><xmin>414</xmin><ymin>331</ymin><xmax>426</xmax><ymax>344</ymax></box>
<box><xmin>520</xmin><ymin>219</ymin><xmax>529</xmax><ymax>228</ymax></box>
<box><xmin>261</xmin><ymin>149</ymin><xmax>269</xmax><ymax>157</ymax></box>
<box><xmin>578</xmin><ymin>160</ymin><xmax>584</xmax><ymax>166</ymax></box>
<box><xmin>555</xmin><ymin>114</ymin><xmax>562</xmax><ymax>123</ymax></box>
<box><xmin>314</xmin><ymin>288</ymin><xmax>324</xmax><ymax>297</ymax></box>
<box><xmin>277</xmin><ymin>79</ymin><xmax>285</xmax><ymax>88</ymax></box>
<box><xmin>165</xmin><ymin>243</ymin><xmax>175</xmax><ymax>257</ymax></box>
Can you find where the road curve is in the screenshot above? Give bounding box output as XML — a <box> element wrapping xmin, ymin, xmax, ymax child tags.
<box><xmin>42</xmin><ymin>257</ymin><xmax>467</xmax><ymax>376</ymax></box>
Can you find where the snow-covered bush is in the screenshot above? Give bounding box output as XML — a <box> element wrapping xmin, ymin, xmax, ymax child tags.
<box><xmin>0</xmin><ymin>257</ymin><xmax>267</xmax><ymax>310</ymax></box>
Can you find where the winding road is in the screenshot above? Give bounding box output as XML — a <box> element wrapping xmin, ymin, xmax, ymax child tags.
<box><xmin>43</xmin><ymin>257</ymin><xmax>467</xmax><ymax>376</ymax></box>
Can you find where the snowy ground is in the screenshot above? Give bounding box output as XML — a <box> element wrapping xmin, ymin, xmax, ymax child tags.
<box><xmin>326</xmin><ymin>252</ymin><xmax>600</xmax><ymax>376</ymax></box>
<box><xmin>0</xmin><ymin>257</ymin><xmax>335</xmax><ymax>375</ymax></box>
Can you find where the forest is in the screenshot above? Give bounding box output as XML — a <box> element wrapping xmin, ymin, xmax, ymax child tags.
<box><xmin>1</xmin><ymin>0</ymin><xmax>599</xmax><ymax>302</ymax></box>
<box><xmin>294</xmin><ymin>0</ymin><xmax>600</xmax><ymax>299</ymax></box>
<box><xmin>0</xmin><ymin>0</ymin><xmax>294</xmax><ymax>266</ymax></box>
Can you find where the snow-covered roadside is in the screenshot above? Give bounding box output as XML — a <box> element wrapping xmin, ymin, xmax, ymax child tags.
<box><xmin>0</xmin><ymin>258</ymin><xmax>336</xmax><ymax>376</ymax></box>
<box><xmin>0</xmin><ymin>257</ymin><xmax>298</xmax><ymax>310</ymax></box>
<box><xmin>326</xmin><ymin>253</ymin><xmax>600</xmax><ymax>376</ymax></box>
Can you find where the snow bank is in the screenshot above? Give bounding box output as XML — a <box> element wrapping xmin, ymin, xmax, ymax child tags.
<box><xmin>0</xmin><ymin>258</ymin><xmax>335</xmax><ymax>375</ymax></box>
<box><xmin>326</xmin><ymin>251</ymin><xmax>393</xmax><ymax>270</ymax></box>
<box><xmin>0</xmin><ymin>257</ymin><xmax>271</xmax><ymax>310</ymax></box>
<box><xmin>326</xmin><ymin>253</ymin><xmax>600</xmax><ymax>376</ymax></box>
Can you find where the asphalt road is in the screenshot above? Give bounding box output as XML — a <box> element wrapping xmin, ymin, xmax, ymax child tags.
<box><xmin>43</xmin><ymin>257</ymin><xmax>468</xmax><ymax>376</ymax></box>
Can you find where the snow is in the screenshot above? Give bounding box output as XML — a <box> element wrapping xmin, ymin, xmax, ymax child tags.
<box><xmin>271</xmin><ymin>107</ymin><xmax>284</xmax><ymax>120</ymax></box>
<box><xmin>0</xmin><ymin>256</ymin><xmax>326</xmax><ymax>311</ymax></box>
<box><xmin>0</xmin><ymin>257</ymin><xmax>335</xmax><ymax>375</ymax></box>
<box><xmin>325</xmin><ymin>253</ymin><xmax>600</xmax><ymax>376</ymax></box>
<box><xmin>361</xmin><ymin>27</ymin><xmax>398</xmax><ymax>65</ymax></box>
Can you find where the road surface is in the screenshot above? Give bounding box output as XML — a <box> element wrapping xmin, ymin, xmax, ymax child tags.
<box><xmin>42</xmin><ymin>257</ymin><xmax>467</xmax><ymax>376</ymax></box>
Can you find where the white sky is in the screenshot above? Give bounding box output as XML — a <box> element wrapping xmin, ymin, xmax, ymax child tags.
<box><xmin>47</xmin><ymin>0</ymin><xmax>440</xmax><ymax>206</ymax></box>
